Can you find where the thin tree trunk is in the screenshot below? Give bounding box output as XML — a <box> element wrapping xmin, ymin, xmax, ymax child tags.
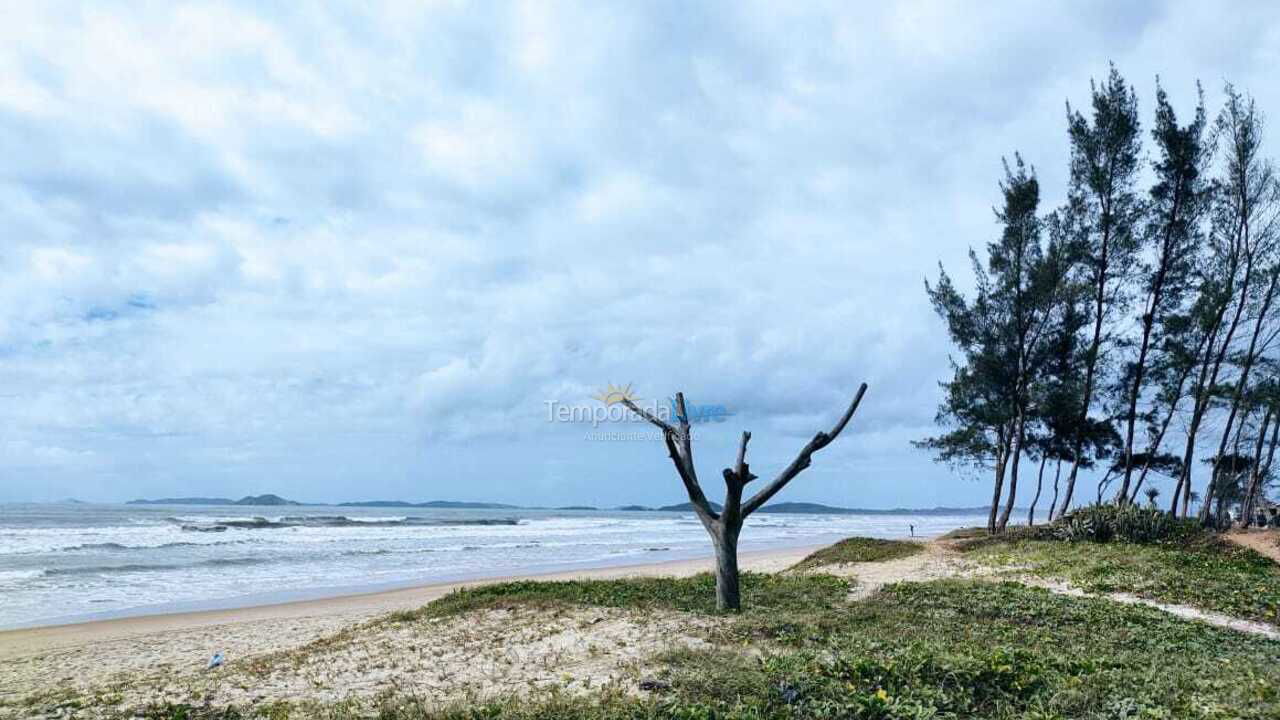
<box><xmin>988</xmin><ymin>427</ymin><xmax>1011</xmax><ymax>534</ymax></box>
<box><xmin>998</xmin><ymin>415</ymin><xmax>1026</xmax><ymax>532</ymax></box>
<box><xmin>1047</xmin><ymin>458</ymin><xmax>1063</xmax><ymax>521</ymax></box>
<box><xmin>1060</xmin><ymin>249</ymin><xmax>1109</xmax><ymax>519</ymax></box>
<box><xmin>1176</xmin><ymin>272</ymin><xmax>1248</xmax><ymax>517</ymax></box>
<box><xmin>1241</xmin><ymin>408</ymin><xmax>1273</xmax><ymax>527</ymax></box>
<box><xmin>1201</xmin><ymin>268</ymin><xmax>1278</xmax><ymax>523</ymax></box>
<box><xmin>1028</xmin><ymin>454</ymin><xmax>1048</xmax><ymax>526</ymax></box>
<box><xmin>1119</xmin><ymin>193</ymin><xmax>1183</xmax><ymax>503</ymax></box>
<box><xmin>1131</xmin><ymin>337</ymin><xmax>1202</xmax><ymax>505</ymax></box>
<box><xmin>1177</xmin><ymin>191</ymin><xmax>1255</xmax><ymax>517</ymax></box>
<box><xmin>1244</xmin><ymin>409</ymin><xmax>1280</xmax><ymax>527</ymax></box>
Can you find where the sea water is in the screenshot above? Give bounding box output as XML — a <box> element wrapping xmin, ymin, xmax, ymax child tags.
<box><xmin>0</xmin><ymin>503</ymin><xmax>984</xmax><ymax>628</ymax></box>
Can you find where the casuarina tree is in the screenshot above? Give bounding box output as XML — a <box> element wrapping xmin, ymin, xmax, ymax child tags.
<box><xmin>1056</xmin><ymin>66</ymin><xmax>1144</xmax><ymax>518</ymax></box>
<box><xmin>919</xmin><ymin>157</ymin><xmax>1067</xmax><ymax>533</ymax></box>
<box><xmin>1114</xmin><ymin>82</ymin><xmax>1212</xmax><ymax>504</ymax></box>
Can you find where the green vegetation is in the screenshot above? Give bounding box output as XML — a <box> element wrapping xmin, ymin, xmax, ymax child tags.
<box><xmin>1050</xmin><ymin>504</ymin><xmax>1203</xmax><ymax>544</ymax></box>
<box><xmin>791</xmin><ymin>536</ymin><xmax>922</xmax><ymax>570</ymax></box>
<box><xmin>393</xmin><ymin>572</ymin><xmax>851</xmax><ymax>622</ymax></box>
<box><xmin>969</xmin><ymin>537</ymin><xmax>1280</xmax><ymax>624</ymax></box>
<box><xmin>133</xmin><ymin>580</ymin><xmax>1280</xmax><ymax>720</ymax></box>
<box><xmin>950</xmin><ymin>504</ymin><xmax>1206</xmax><ymax>551</ymax></box>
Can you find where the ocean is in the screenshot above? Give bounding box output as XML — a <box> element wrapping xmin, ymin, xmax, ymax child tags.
<box><xmin>0</xmin><ymin>503</ymin><xmax>985</xmax><ymax>629</ymax></box>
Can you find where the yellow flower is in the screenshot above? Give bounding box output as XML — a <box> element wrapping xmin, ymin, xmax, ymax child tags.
<box><xmin>876</xmin><ymin>689</ymin><xmax>889</xmax><ymax>701</ymax></box>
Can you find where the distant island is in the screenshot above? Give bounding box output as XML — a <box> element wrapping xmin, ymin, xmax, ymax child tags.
<box><xmin>127</xmin><ymin>494</ymin><xmax>301</xmax><ymax>506</ymax></box>
<box><xmin>124</xmin><ymin>493</ymin><xmax>994</xmax><ymax>515</ymax></box>
<box><xmin>647</xmin><ymin>501</ymin><xmax>1001</xmax><ymax>515</ymax></box>
<box><xmin>337</xmin><ymin>500</ymin><xmax>519</xmax><ymax>509</ymax></box>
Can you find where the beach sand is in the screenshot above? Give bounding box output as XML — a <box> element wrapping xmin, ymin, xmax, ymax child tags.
<box><xmin>0</xmin><ymin>545</ymin><xmax>820</xmax><ymax>716</ymax></box>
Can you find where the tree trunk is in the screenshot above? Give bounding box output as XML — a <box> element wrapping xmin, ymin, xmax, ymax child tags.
<box><xmin>988</xmin><ymin>428</ymin><xmax>1011</xmax><ymax>534</ymax></box>
<box><xmin>1059</xmin><ymin>208</ymin><xmax>1112</xmax><ymax>520</ymax></box>
<box><xmin>1028</xmin><ymin>454</ymin><xmax>1048</xmax><ymax>526</ymax></box>
<box><xmin>997</xmin><ymin>416</ymin><xmax>1025</xmax><ymax>532</ymax></box>
<box><xmin>1240</xmin><ymin>408</ymin><xmax>1273</xmax><ymax>527</ymax></box>
<box><xmin>711</xmin><ymin>523</ymin><xmax>741</xmax><ymax>611</ymax></box>
<box><xmin>1047</xmin><ymin>459</ymin><xmax>1063</xmax><ymax>521</ymax></box>
<box><xmin>1177</xmin><ymin>224</ymin><xmax>1255</xmax><ymax>517</ymax></box>
<box><xmin>1243</xmin><ymin>410</ymin><xmax>1280</xmax><ymax>527</ymax></box>
<box><xmin>1201</xmin><ymin>269</ymin><xmax>1279</xmax><ymax>524</ymax></box>
<box><xmin>1119</xmin><ymin>200</ymin><xmax>1180</xmax><ymax>504</ymax></box>
<box><xmin>1135</xmin><ymin>330</ymin><xmax>1205</xmax><ymax>506</ymax></box>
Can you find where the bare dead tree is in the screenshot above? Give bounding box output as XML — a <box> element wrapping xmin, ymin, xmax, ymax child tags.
<box><xmin>622</xmin><ymin>383</ymin><xmax>867</xmax><ymax>611</ymax></box>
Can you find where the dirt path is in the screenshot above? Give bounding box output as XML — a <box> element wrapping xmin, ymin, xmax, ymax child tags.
<box><xmin>1224</xmin><ymin>529</ymin><xmax>1280</xmax><ymax>564</ymax></box>
<box><xmin>808</xmin><ymin>541</ymin><xmax>979</xmax><ymax>600</ymax></box>
<box><xmin>811</xmin><ymin>539</ymin><xmax>1280</xmax><ymax>641</ymax></box>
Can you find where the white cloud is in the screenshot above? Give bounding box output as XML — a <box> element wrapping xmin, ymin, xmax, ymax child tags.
<box><xmin>1</xmin><ymin>1</ymin><xmax>1279</xmax><ymax>506</ymax></box>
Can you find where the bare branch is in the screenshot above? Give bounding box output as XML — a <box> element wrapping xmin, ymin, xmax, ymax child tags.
<box><xmin>621</xmin><ymin>397</ymin><xmax>675</xmax><ymax>434</ymax></box>
<box><xmin>826</xmin><ymin>383</ymin><xmax>869</xmax><ymax>440</ymax></box>
<box><xmin>674</xmin><ymin>393</ymin><xmax>695</xmax><ymax>474</ymax></box>
<box><xmin>724</xmin><ymin>431</ymin><xmax>756</xmax><ymax>489</ymax></box>
<box><xmin>636</xmin><ymin>392</ymin><xmax>717</xmax><ymax>525</ymax></box>
<box><xmin>742</xmin><ymin>383</ymin><xmax>868</xmax><ymax>516</ymax></box>
<box><xmin>735</xmin><ymin>431</ymin><xmax>751</xmax><ymax>476</ymax></box>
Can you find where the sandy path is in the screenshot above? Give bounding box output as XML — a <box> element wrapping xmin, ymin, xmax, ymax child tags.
<box><xmin>806</xmin><ymin>540</ymin><xmax>1280</xmax><ymax>641</ymax></box>
<box><xmin>802</xmin><ymin>541</ymin><xmax>978</xmax><ymax>600</ymax></box>
<box><xmin>1225</xmin><ymin>528</ymin><xmax>1280</xmax><ymax>564</ymax></box>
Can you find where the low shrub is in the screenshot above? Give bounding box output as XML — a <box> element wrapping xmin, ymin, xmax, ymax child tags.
<box><xmin>1054</xmin><ymin>503</ymin><xmax>1201</xmax><ymax>545</ymax></box>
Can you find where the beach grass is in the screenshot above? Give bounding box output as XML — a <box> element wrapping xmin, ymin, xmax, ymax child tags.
<box><xmin>389</xmin><ymin>571</ymin><xmax>851</xmax><ymax>623</ymax></box>
<box><xmin>789</xmin><ymin>536</ymin><xmax>922</xmax><ymax>571</ymax></box>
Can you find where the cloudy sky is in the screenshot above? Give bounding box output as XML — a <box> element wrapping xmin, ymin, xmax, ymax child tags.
<box><xmin>3</xmin><ymin>2</ymin><xmax>1280</xmax><ymax>507</ymax></box>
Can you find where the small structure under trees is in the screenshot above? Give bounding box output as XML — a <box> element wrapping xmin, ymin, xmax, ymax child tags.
<box><xmin>623</xmin><ymin>384</ymin><xmax>867</xmax><ymax>611</ymax></box>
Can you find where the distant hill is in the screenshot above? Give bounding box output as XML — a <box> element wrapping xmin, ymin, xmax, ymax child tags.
<box><xmin>128</xmin><ymin>494</ymin><xmax>301</xmax><ymax>506</ymax></box>
<box><xmin>655</xmin><ymin>501</ymin><xmax>993</xmax><ymax>515</ymax></box>
<box><xmin>128</xmin><ymin>497</ymin><xmax>238</xmax><ymax>505</ymax></box>
<box><xmin>237</xmin><ymin>494</ymin><xmax>299</xmax><ymax>506</ymax></box>
<box><xmin>658</xmin><ymin>501</ymin><xmax>725</xmax><ymax>512</ymax></box>
<box><xmin>123</xmin><ymin>494</ymin><xmax>992</xmax><ymax>514</ymax></box>
<box><xmin>416</xmin><ymin>500</ymin><xmax>519</xmax><ymax>509</ymax></box>
<box><xmin>338</xmin><ymin>500</ymin><xmax>519</xmax><ymax>509</ymax></box>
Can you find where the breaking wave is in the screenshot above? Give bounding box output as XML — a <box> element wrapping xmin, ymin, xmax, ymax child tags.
<box><xmin>42</xmin><ymin>557</ymin><xmax>271</xmax><ymax>577</ymax></box>
<box><xmin>169</xmin><ymin>515</ymin><xmax>521</xmax><ymax>531</ymax></box>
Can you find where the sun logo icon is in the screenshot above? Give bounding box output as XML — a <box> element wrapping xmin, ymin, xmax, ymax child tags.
<box><xmin>593</xmin><ymin>382</ymin><xmax>638</xmax><ymax>406</ymax></box>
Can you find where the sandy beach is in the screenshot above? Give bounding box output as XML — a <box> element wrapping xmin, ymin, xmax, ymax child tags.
<box><xmin>0</xmin><ymin>544</ymin><xmax>821</xmax><ymax>715</ymax></box>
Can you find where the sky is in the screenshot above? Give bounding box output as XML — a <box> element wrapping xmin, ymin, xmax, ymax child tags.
<box><xmin>3</xmin><ymin>1</ymin><xmax>1280</xmax><ymax>507</ymax></box>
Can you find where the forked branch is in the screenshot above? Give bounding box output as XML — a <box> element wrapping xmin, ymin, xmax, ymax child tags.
<box><xmin>623</xmin><ymin>395</ymin><xmax>719</xmax><ymax>523</ymax></box>
<box><xmin>623</xmin><ymin>383</ymin><xmax>867</xmax><ymax>521</ymax></box>
<box><xmin>741</xmin><ymin>383</ymin><xmax>868</xmax><ymax>516</ymax></box>
<box><xmin>620</xmin><ymin>382</ymin><xmax>868</xmax><ymax>612</ymax></box>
